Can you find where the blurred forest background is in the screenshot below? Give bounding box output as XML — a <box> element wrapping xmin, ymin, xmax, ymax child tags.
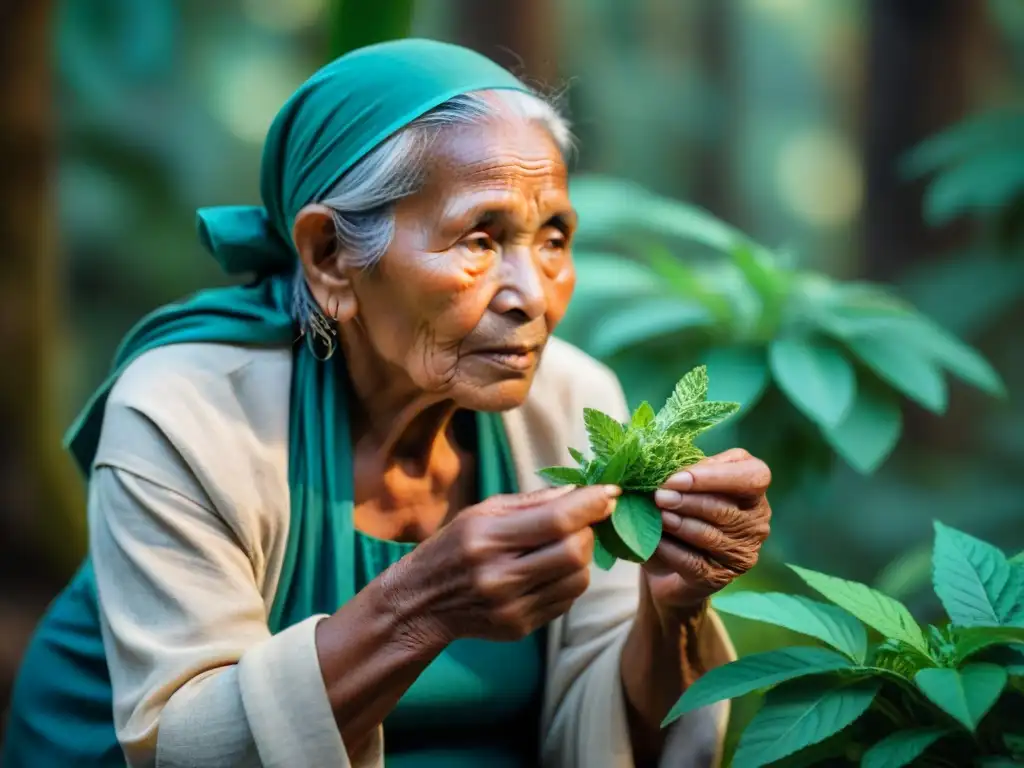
<box><xmin>2</xmin><ymin>0</ymin><xmax>1024</xmax><ymax>760</ymax></box>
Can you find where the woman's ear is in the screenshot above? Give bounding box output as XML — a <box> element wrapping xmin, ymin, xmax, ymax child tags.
<box><xmin>292</xmin><ymin>204</ymin><xmax>359</xmax><ymax>323</ymax></box>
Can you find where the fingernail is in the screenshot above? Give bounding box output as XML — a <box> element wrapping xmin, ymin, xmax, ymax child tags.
<box><xmin>667</xmin><ymin>471</ymin><xmax>694</xmax><ymax>490</ymax></box>
<box><xmin>655</xmin><ymin>489</ymin><xmax>683</xmax><ymax>509</ymax></box>
<box><xmin>605</xmin><ymin>498</ymin><xmax>618</xmax><ymax>515</ymax></box>
<box><xmin>662</xmin><ymin>510</ymin><xmax>681</xmax><ymax>531</ymax></box>
<box><xmin>602</xmin><ymin>485</ymin><xmax>622</xmax><ymax>497</ymax></box>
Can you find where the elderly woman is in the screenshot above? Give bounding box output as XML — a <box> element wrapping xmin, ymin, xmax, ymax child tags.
<box><xmin>3</xmin><ymin>40</ymin><xmax>771</xmax><ymax>768</ymax></box>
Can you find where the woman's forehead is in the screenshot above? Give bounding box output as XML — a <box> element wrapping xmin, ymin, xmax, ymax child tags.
<box><xmin>424</xmin><ymin>118</ymin><xmax>569</xmax><ymax>191</ymax></box>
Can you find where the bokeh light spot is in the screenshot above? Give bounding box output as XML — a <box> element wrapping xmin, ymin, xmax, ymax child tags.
<box><xmin>242</xmin><ymin>0</ymin><xmax>327</xmax><ymax>32</ymax></box>
<box><xmin>209</xmin><ymin>52</ymin><xmax>308</xmax><ymax>144</ymax></box>
<box><xmin>776</xmin><ymin>128</ymin><xmax>863</xmax><ymax>228</ymax></box>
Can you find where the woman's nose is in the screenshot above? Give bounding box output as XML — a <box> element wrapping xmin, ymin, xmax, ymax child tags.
<box><xmin>490</xmin><ymin>248</ymin><xmax>547</xmax><ymax>321</ymax></box>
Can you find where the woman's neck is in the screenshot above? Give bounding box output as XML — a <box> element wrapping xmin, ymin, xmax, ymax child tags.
<box><xmin>338</xmin><ymin>329</ymin><xmax>458</xmax><ymax>470</ymax></box>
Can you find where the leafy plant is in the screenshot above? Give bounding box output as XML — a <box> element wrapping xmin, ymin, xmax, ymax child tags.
<box><xmin>536</xmin><ymin>365</ymin><xmax>738</xmax><ymax>569</ymax></box>
<box><xmin>561</xmin><ymin>176</ymin><xmax>1004</xmax><ymax>497</ymax></box>
<box><xmin>662</xmin><ymin>523</ymin><xmax>1024</xmax><ymax>767</ymax></box>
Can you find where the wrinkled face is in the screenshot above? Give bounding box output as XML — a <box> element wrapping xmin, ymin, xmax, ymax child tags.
<box><xmin>345</xmin><ymin>113</ymin><xmax>576</xmax><ymax>411</ymax></box>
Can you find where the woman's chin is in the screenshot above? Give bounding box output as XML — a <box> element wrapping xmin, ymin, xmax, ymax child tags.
<box><xmin>451</xmin><ymin>376</ymin><xmax>536</xmax><ymax>413</ymax></box>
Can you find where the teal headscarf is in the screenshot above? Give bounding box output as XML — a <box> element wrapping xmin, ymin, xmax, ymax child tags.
<box><xmin>1</xmin><ymin>40</ymin><xmax>534</xmax><ymax>768</ymax></box>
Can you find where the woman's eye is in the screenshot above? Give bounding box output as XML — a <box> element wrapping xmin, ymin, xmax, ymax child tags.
<box><xmin>460</xmin><ymin>235</ymin><xmax>497</xmax><ymax>255</ymax></box>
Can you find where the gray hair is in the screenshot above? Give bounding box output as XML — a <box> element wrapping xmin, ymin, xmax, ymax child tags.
<box><xmin>292</xmin><ymin>88</ymin><xmax>572</xmax><ymax>344</ymax></box>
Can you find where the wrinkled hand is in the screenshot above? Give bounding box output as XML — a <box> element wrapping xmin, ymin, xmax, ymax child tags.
<box><xmin>644</xmin><ymin>448</ymin><xmax>771</xmax><ymax>614</ymax></box>
<box><xmin>386</xmin><ymin>485</ymin><xmax>618</xmax><ymax>646</ymax></box>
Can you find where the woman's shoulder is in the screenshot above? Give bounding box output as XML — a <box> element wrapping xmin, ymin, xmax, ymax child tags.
<box><xmin>95</xmin><ymin>342</ymin><xmax>293</xmax><ymax>515</ymax></box>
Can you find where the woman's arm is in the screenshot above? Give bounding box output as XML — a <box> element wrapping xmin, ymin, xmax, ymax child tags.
<box><xmin>90</xmin><ymin>465</ymin><xmax>366</xmax><ymax>768</ymax></box>
<box><xmin>619</xmin><ymin>589</ymin><xmax>713</xmax><ymax>766</ymax></box>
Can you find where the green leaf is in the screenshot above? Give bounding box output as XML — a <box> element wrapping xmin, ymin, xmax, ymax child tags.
<box><xmin>712</xmin><ymin>592</ymin><xmax>868</xmax><ymax>662</ymax></box>
<box><xmin>657</xmin><ymin>365</ymin><xmax>709</xmax><ymax>427</ymax></box>
<box><xmin>702</xmin><ymin>346</ymin><xmax>771</xmax><ymax>413</ymax></box>
<box><xmin>894</xmin><ymin>317</ymin><xmax>1005</xmax><ymax>398</ymax></box>
<box><xmin>587</xmin><ymin>299</ymin><xmax>711</xmax><ymax>359</ymax></box>
<box><xmin>593</xmin><ymin>519</ymin><xmax>643</xmax><ymax>563</ymax></box>
<box><xmin>536</xmin><ymin>466</ymin><xmax>586</xmax><ymax>486</ymax></box>
<box><xmin>914</xmin><ymin>664</ymin><xmax>1007</xmax><ymax>731</ymax></box>
<box><xmin>592</xmin><ymin>537</ymin><xmax>616</xmax><ymax>571</ymax></box>
<box><xmin>664</xmin><ymin>400</ymin><xmax>740</xmax><ymax>435</ymax></box>
<box><xmin>730</xmin><ymin>678</ymin><xmax>880</xmax><ymax>768</ymax></box>
<box><xmin>597</xmin><ymin>435</ymin><xmax>640</xmax><ymax>485</ymax></box>
<box><xmin>769</xmin><ymin>338</ymin><xmax>856</xmax><ymax>429</ymax></box>
<box><xmin>662</xmin><ymin>646</ymin><xmax>857</xmax><ymax>726</ymax></box>
<box><xmin>610</xmin><ymin>493</ymin><xmax>662</xmax><ymax>561</ymax></box>
<box><xmin>846</xmin><ymin>337</ymin><xmax>948</xmax><ymax>414</ymax></box>
<box><xmin>860</xmin><ymin>728</ymin><xmax>949</xmax><ymax>768</ymax></box>
<box><xmin>953</xmin><ymin>627</ymin><xmax>1024</xmax><ymax>663</ymax></box>
<box><xmin>823</xmin><ymin>380</ymin><xmax>902</xmax><ymax>474</ymax></box>
<box><xmin>1005</xmin><ymin>733</ymin><xmax>1024</xmax><ymax>757</ymax></box>
<box><xmin>567</xmin><ymin>447</ymin><xmax>586</xmax><ymax>465</ymax></box>
<box><xmin>630</xmin><ymin>401</ymin><xmax>655</xmax><ymax>429</ymax></box>
<box><xmin>731</xmin><ymin>243</ymin><xmax>787</xmax><ymax>333</ymax></box>
<box><xmin>583</xmin><ymin>408</ymin><xmax>626</xmax><ymax>460</ymax></box>
<box><xmin>1010</xmin><ymin>551</ymin><xmax>1024</xmax><ymax>566</ymax></box>
<box><xmin>932</xmin><ymin>521</ymin><xmax>1024</xmax><ymax>627</ymax></box>
<box><xmin>789</xmin><ymin>565</ymin><xmax>929</xmax><ymax>655</ymax></box>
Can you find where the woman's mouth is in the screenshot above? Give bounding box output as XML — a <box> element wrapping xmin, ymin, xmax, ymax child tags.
<box><xmin>470</xmin><ymin>346</ymin><xmax>539</xmax><ymax>372</ymax></box>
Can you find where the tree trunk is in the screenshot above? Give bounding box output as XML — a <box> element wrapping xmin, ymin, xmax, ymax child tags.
<box><xmin>0</xmin><ymin>0</ymin><xmax>83</xmax><ymax>726</ymax></box>
<box><xmin>450</xmin><ymin>0</ymin><xmax>558</xmax><ymax>87</ymax></box>
<box><xmin>863</xmin><ymin>0</ymin><xmax>988</xmax><ymax>283</ymax></box>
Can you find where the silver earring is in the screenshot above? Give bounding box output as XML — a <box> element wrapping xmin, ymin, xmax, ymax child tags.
<box><xmin>301</xmin><ymin>287</ymin><xmax>337</xmax><ymax>362</ymax></box>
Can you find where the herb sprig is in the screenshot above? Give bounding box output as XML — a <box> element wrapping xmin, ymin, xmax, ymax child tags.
<box><xmin>537</xmin><ymin>365</ymin><xmax>739</xmax><ymax>569</ymax></box>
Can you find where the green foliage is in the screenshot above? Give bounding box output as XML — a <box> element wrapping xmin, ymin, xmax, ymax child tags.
<box><xmin>860</xmin><ymin>728</ymin><xmax>950</xmax><ymax>768</ymax></box>
<box><xmin>536</xmin><ymin>366</ymin><xmax>738</xmax><ymax>568</ymax></box>
<box><xmin>560</xmin><ymin>176</ymin><xmax>1005</xmax><ymax>490</ymax></box>
<box><xmin>903</xmin><ymin>109</ymin><xmax>1024</xmax><ymax>243</ymax></box>
<box><xmin>665</xmin><ymin>523</ymin><xmax>1024</xmax><ymax>766</ymax></box>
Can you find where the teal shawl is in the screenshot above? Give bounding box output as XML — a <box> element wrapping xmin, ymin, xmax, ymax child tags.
<box><xmin>2</xmin><ymin>39</ymin><xmax>531</xmax><ymax>767</ymax></box>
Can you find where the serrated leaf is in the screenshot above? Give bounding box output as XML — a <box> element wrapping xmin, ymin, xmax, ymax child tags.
<box><xmin>665</xmin><ymin>400</ymin><xmax>740</xmax><ymax>435</ymax></box>
<box><xmin>789</xmin><ymin>566</ymin><xmax>929</xmax><ymax>655</ymax></box>
<box><xmin>662</xmin><ymin>646</ymin><xmax>857</xmax><ymax>726</ymax></box>
<box><xmin>914</xmin><ymin>664</ymin><xmax>1007</xmax><ymax>731</ymax></box>
<box><xmin>769</xmin><ymin>338</ymin><xmax>856</xmax><ymax>429</ymax></box>
<box><xmin>610</xmin><ymin>493</ymin><xmax>662</xmax><ymax>561</ymax></box>
<box><xmin>932</xmin><ymin>521</ymin><xmax>1024</xmax><ymax>628</ymax></box>
<box><xmin>823</xmin><ymin>380</ymin><xmax>902</xmax><ymax>474</ymax></box>
<box><xmin>846</xmin><ymin>337</ymin><xmax>949</xmax><ymax>414</ymax></box>
<box><xmin>583</xmin><ymin>408</ymin><xmax>625</xmax><ymax>460</ymax></box>
<box><xmin>712</xmin><ymin>592</ymin><xmax>868</xmax><ymax>663</ymax></box>
<box><xmin>657</xmin><ymin>365</ymin><xmax>709</xmax><ymax>426</ymax></box>
<box><xmin>536</xmin><ymin>466</ymin><xmax>587</xmax><ymax>486</ymax></box>
<box><xmin>630</xmin><ymin>401</ymin><xmax>655</xmax><ymax>429</ymax></box>
<box><xmin>953</xmin><ymin>627</ymin><xmax>1024</xmax><ymax>664</ymax></box>
<box><xmin>584</xmin><ymin>459</ymin><xmax>605</xmax><ymax>485</ymax></box>
<box><xmin>860</xmin><ymin>728</ymin><xmax>949</xmax><ymax>768</ymax></box>
<box><xmin>598</xmin><ymin>435</ymin><xmax>640</xmax><ymax>485</ymax></box>
<box><xmin>730</xmin><ymin>678</ymin><xmax>880</xmax><ymax>768</ymax></box>
<box><xmin>568</xmin><ymin>447</ymin><xmax>586</xmax><ymax>465</ymax></box>
<box><xmin>593</xmin><ymin>537</ymin><xmax>616</xmax><ymax>571</ymax></box>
